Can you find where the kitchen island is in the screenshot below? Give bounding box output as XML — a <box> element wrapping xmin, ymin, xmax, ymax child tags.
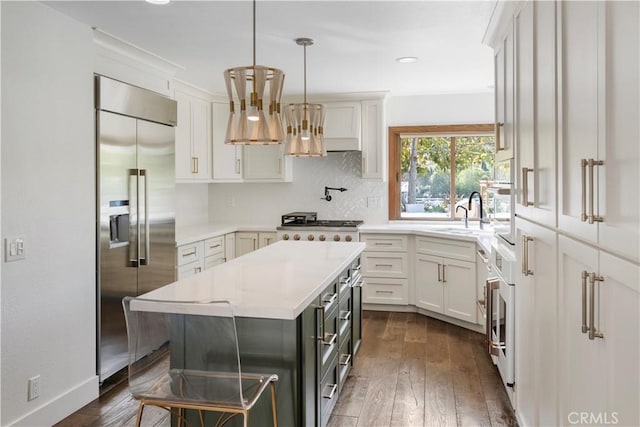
<box><xmin>134</xmin><ymin>240</ymin><xmax>366</xmax><ymax>427</ymax></box>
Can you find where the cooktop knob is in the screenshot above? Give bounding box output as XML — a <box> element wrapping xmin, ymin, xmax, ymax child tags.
<box><xmin>308</xmin><ymin>234</ymin><xmax>315</xmax><ymax>241</ymax></box>
<box><xmin>293</xmin><ymin>234</ymin><xmax>301</xmax><ymax>241</ymax></box>
<box><xmin>282</xmin><ymin>234</ymin><xmax>289</xmax><ymax>240</ymax></box>
<box><xmin>319</xmin><ymin>235</ymin><xmax>326</xmax><ymax>241</ymax></box>
<box><xmin>345</xmin><ymin>235</ymin><xmax>353</xmax><ymax>242</ymax></box>
<box><xmin>333</xmin><ymin>235</ymin><xmax>341</xmax><ymax>241</ymax></box>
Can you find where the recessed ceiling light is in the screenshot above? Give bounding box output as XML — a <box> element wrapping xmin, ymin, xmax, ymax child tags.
<box><xmin>396</xmin><ymin>56</ymin><xmax>418</xmax><ymax>64</ymax></box>
<box><xmin>145</xmin><ymin>0</ymin><xmax>171</xmax><ymax>5</ymax></box>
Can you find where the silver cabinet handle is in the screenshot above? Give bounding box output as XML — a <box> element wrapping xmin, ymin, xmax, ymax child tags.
<box><xmin>339</xmin><ymin>277</ymin><xmax>351</xmax><ymax>293</ymax></box>
<box><xmin>210</xmin><ymin>244</ymin><xmax>221</xmax><ymax>249</ymax></box>
<box><xmin>323</xmin><ymin>293</ymin><xmax>337</xmax><ymax>307</ymax></box>
<box><xmin>522</xmin><ymin>167</ymin><xmax>533</xmax><ymax>207</ymax></box>
<box><xmin>522</xmin><ymin>235</ymin><xmax>534</xmax><ymax>276</ymax></box>
<box><xmin>195</xmin><ymin>266</ymin><xmax>202</xmax><ymax>273</ymax></box>
<box><xmin>437</xmin><ymin>263</ymin><xmax>442</xmax><ymax>282</ymax></box>
<box><xmin>139</xmin><ymin>169</ymin><xmax>149</xmax><ymax>266</ymax></box>
<box><xmin>581</xmin><ymin>271</ymin><xmax>589</xmax><ymax>334</ymax></box>
<box><xmin>588</xmin><ymin>273</ymin><xmax>605</xmax><ymax>340</ymax></box>
<box><xmin>375</xmin><ymin>263</ymin><xmax>393</xmax><ymax>268</ymax></box>
<box><xmin>588</xmin><ymin>159</ymin><xmax>604</xmax><ymax>224</ymax></box>
<box><xmin>323</xmin><ymin>384</ymin><xmax>338</xmax><ymax>400</ymax></box>
<box><xmin>323</xmin><ymin>333</ymin><xmax>337</xmax><ymax>346</ymax></box>
<box><xmin>340</xmin><ymin>310</ymin><xmax>351</xmax><ymax>321</ymax></box>
<box><xmin>442</xmin><ymin>264</ymin><xmax>447</xmax><ymax>283</ymax></box>
<box><xmin>235</xmin><ymin>158</ymin><xmax>241</xmax><ymax>174</ymax></box>
<box><xmin>128</xmin><ymin>169</ymin><xmax>139</xmax><ymax>268</ymax></box>
<box><xmin>495</xmin><ymin>122</ymin><xmax>504</xmax><ymax>151</ymax></box>
<box><xmin>485</xmin><ymin>278</ymin><xmax>500</xmax><ymax>356</ymax></box>
<box><xmin>316</xmin><ymin>306</ymin><xmax>325</xmax><ymax>341</ymax></box>
<box><xmin>340</xmin><ymin>353</ymin><xmax>352</xmax><ymax>366</ymax></box>
<box><xmin>375</xmin><ymin>290</ymin><xmax>393</xmax><ymax>294</ymax></box>
<box><xmin>374</xmin><ymin>242</ymin><xmax>393</xmax><ymax>246</ymax></box>
<box><xmin>581</xmin><ymin>159</ymin><xmax>588</xmax><ymax>222</ymax></box>
<box><xmin>476</xmin><ymin>249</ymin><xmax>489</xmax><ymax>264</ymax></box>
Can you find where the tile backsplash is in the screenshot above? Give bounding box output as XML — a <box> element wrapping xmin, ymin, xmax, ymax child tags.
<box><xmin>207</xmin><ymin>151</ymin><xmax>388</xmax><ymax>227</ymax></box>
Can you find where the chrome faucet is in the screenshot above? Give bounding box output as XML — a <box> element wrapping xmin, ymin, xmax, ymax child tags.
<box><xmin>468</xmin><ymin>191</ymin><xmax>486</xmax><ymax>229</ymax></box>
<box><xmin>455</xmin><ymin>205</ymin><xmax>468</xmax><ymax>228</ymax></box>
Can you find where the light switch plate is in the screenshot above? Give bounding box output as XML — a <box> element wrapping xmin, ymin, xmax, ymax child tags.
<box><xmin>5</xmin><ymin>236</ymin><xmax>26</xmax><ymax>262</ymax></box>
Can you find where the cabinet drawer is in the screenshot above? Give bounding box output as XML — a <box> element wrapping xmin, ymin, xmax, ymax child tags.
<box><xmin>320</xmin><ymin>279</ymin><xmax>339</xmax><ymax>312</ymax></box>
<box><xmin>177</xmin><ymin>241</ymin><xmax>204</xmax><ymax>266</ymax></box>
<box><xmin>204</xmin><ymin>255</ymin><xmax>225</xmax><ymax>270</ymax></box>
<box><xmin>361</xmin><ymin>234</ymin><xmax>408</xmax><ymax>252</ymax></box>
<box><xmin>204</xmin><ymin>236</ymin><xmax>224</xmax><ymax>257</ymax></box>
<box><xmin>320</xmin><ymin>306</ymin><xmax>339</xmax><ymax>378</ymax></box>
<box><xmin>338</xmin><ymin>268</ymin><xmax>352</xmax><ymax>298</ymax></box>
<box><xmin>338</xmin><ymin>294</ymin><xmax>352</xmax><ymax>341</ymax></box>
<box><xmin>177</xmin><ymin>260</ymin><xmax>202</xmax><ymax>279</ymax></box>
<box><xmin>320</xmin><ymin>354</ymin><xmax>339</xmax><ymax>427</ymax></box>
<box><xmin>363</xmin><ymin>277</ymin><xmax>409</xmax><ymax>305</ymax></box>
<box><xmin>415</xmin><ymin>236</ymin><xmax>475</xmax><ymax>262</ymax></box>
<box><xmin>362</xmin><ymin>252</ymin><xmax>409</xmax><ymax>278</ymax></box>
<box><xmin>338</xmin><ymin>333</ymin><xmax>352</xmax><ymax>394</ymax></box>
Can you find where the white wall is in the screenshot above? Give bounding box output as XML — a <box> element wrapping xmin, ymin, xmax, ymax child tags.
<box><xmin>1</xmin><ymin>3</ymin><xmax>98</xmax><ymax>425</ymax></box>
<box><xmin>176</xmin><ymin>183</ymin><xmax>209</xmax><ymax>228</ymax></box>
<box><xmin>207</xmin><ymin>92</ymin><xmax>494</xmax><ymax>226</ymax></box>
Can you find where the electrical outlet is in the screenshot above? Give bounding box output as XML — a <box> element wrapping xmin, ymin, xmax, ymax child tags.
<box><xmin>28</xmin><ymin>375</ymin><xmax>40</xmax><ymax>401</ymax></box>
<box><xmin>5</xmin><ymin>236</ymin><xmax>26</xmax><ymax>262</ymax></box>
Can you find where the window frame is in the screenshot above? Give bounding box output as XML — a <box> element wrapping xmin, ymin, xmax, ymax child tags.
<box><xmin>388</xmin><ymin>124</ymin><xmax>496</xmax><ymax>221</ymax></box>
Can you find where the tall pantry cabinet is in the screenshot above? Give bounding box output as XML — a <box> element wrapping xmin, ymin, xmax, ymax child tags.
<box><xmin>486</xmin><ymin>1</ymin><xmax>639</xmax><ymax>426</ymax></box>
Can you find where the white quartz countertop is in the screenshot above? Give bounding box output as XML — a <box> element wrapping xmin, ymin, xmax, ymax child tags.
<box><xmin>135</xmin><ymin>241</ymin><xmax>366</xmax><ymax>320</ymax></box>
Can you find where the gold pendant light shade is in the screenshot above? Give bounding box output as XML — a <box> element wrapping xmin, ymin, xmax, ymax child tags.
<box><xmin>285</xmin><ymin>38</ymin><xmax>327</xmax><ymax>157</ymax></box>
<box><xmin>223</xmin><ymin>0</ymin><xmax>286</xmax><ymax>145</ymax></box>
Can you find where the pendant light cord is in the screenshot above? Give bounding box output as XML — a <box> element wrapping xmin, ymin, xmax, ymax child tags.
<box><xmin>303</xmin><ymin>43</ymin><xmax>307</xmax><ymax>105</ymax></box>
<box><xmin>253</xmin><ymin>0</ymin><xmax>256</xmax><ymax>69</ymax></box>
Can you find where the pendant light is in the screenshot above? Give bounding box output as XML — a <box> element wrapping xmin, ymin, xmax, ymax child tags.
<box><xmin>223</xmin><ymin>0</ymin><xmax>285</xmax><ymax>145</ymax></box>
<box><xmin>285</xmin><ymin>38</ymin><xmax>327</xmax><ymax>157</ymax></box>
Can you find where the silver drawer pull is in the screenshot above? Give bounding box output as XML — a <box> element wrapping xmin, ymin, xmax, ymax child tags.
<box><xmin>581</xmin><ymin>271</ymin><xmax>588</xmax><ymax>334</ymax></box>
<box><xmin>375</xmin><ymin>290</ymin><xmax>393</xmax><ymax>294</ymax></box>
<box><xmin>322</xmin><ymin>333</ymin><xmax>337</xmax><ymax>346</ymax></box>
<box><xmin>339</xmin><ymin>354</ymin><xmax>352</xmax><ymax>366</ymax></box>
<box><xmin>340</xmin><ymin>311</ymin><xmax>351</xmax><ymax>321</ymax></box>
<box><xmin>375</xmin><ymin>242</ymin><xmax>393</xmax><ymax>245</ymax></box>
<box><xmin>323</xmin><ymin>293</ymin><xmax>337</xmax><ymax>307</ymax></box>
<box><xmin>588</xmin><ymin>273</ymin><xmax>605</xmax><ymax>340</ymax></box>
<box><xmin>209</xmin><ymin>244</ymin><xmax>221</xmax><ymax>249</ymax></box>
<box><xmin>323</xmin><ymin>384</ymin><xmax>338</xmax><ymax>400</ymax></box>
<box><xmin>375</xmin><ymin>264</ymin><xmax>393</xmax><ymax>268</ymax></box>
<box><xmin>182</xmin><ymin>250</ymin><xmax>196</xmax><ymax>257</ymax></box>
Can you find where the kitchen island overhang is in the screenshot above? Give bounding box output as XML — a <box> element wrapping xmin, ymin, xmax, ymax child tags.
<box><xmin>132</xmin><ymin>240</ymin><xmax>366</xmax><ymax>427</ymax></box>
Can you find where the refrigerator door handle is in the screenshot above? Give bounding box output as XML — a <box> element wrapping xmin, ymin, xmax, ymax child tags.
<box><xmin>128</xmin><ymin>169</ymin><xmax>139</xmax><ymax>267</ymax></box>
<box><xmin>139</xmin><ymin>169</ymin><xmax>150</xmax><ymax>266</ymax></box>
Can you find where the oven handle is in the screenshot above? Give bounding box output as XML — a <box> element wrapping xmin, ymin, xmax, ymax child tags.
<box><xmin>485</xmin><ymin>277</ymin><xmax>501</xmax><ymax>356</ymax></box>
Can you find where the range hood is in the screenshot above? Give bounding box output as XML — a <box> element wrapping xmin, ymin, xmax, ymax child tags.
<box><xmin>324</xmin><ymin>101</ymin><xmax>362</xmax><ymax>151</ymax></box>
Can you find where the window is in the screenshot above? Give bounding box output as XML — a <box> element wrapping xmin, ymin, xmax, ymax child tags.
<box><xmin>388</xmin><ymin>124</ymin><xmax>495</xmax><ymax>220</ymax></box>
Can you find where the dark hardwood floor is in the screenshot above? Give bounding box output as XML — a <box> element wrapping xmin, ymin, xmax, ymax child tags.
<box><xmin>56</xmin><ymin>311</ymin><xmax>517</xmax><ymax>427</ymax></box>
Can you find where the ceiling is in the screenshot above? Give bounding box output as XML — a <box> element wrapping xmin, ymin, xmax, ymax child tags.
<box><xmin>44</xmin><ymin>0</ymin><xmax>497</xmax><ymax>97</ymax></box>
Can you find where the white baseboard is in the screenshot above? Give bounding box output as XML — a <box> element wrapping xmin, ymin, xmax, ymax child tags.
<box><xmin>8</xmin><ymin>376</ymin><xmax>99</xmax><ymax>427</ymax></box>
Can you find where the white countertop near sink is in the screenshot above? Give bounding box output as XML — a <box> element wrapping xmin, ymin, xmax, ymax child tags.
<box><xmin>359</xmin><ymin>222</ymin><xmax>496</xmax><ymax>254</ymax></box>
<box><xmin>134</xmin><ymin>241</ymin><xmax>366</xmax><ymax>319</ymax></box>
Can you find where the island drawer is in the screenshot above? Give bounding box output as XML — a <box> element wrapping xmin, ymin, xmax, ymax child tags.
<box><xmin>320</xmin><ymin>305</ymin><xmax>339</xmax><ymax>378</ymax></box>
<box><xmin>338</xmin><ymin>269</ymin><xmax>351</xmax><ymax>298</ymax></box>
<box><xmin>177</xmin><ymin>241</ymin><xmax>204</xmax><ymax>266</ymax></box>
<box><xmin>320</xmin><ymin>279</ymin><xmax>339</xmax><ymax>312</ymax></box>
<box><xmin>361</xmin><ymin>234</ymin><xmax>408</xmax><ymax>252</ymax></box>
<box><xmin>363</xmin><ymin>277</ymin><xmax>409</xmax><ymax>305</ymax></box>
<box><xmin>204</xmin><ymin>236</ymin><xmax>224</xmax><ymax>258</ymax></box>
<box><xmin>320</xmin><ymin>354</ymin><xmax>339</xmax><ymax>427</ymax></box>
<box><xmin>362</xmin><ymin>252</ymin><xmax>409</xmax><ymax>278</ymax></box>
<box><xmin>338</xmin><ymin>334</ymin><xmax>352</xmax><ymax>394</ymax></box>
<box><xmin>415</xmin><ymin>236</ymin><xmax>475</xmax><ymax>262</ymax></box>
<box><xmin>338</xmin><ymin>294</ymin><xmax>352</xmax><ymax>341</ymax></box>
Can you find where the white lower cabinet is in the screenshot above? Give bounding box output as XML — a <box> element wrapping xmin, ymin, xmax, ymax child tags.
<box><xmin>235</xmin><ymin>231</ymin><xmax>277</xmax><ymax>258</ymax></box>
<box><xmin>224</xmin><ymin>233</ymin><xmax>235</xmax><ymax>262</ymax></box>
<box><xmin>360</xmin><ymin>234</ymin><xmax>409</xmax><ymax>305</ymax></box>
<box><xmin>515</xmin><ymin>218</ymin><xmax>557</xmax><ymax>427</ymax></box>
<box><xmin>414</xmin><ymin>237</ymin><xmax>477</xmax><ymax>323</ymax></box>
<box><xmin>558</xmin><ymin>235</ymin><xmax>639</xmax><ymax>427</ymax></box>
<box><xmin>176</xmin><ymin>241</ymin><xmax>205</xmax><ymax>279</ymax></box>
<box><xmin>415</xmin><ymin>254</ymin><xmax>476</xmax><ymax>323</ymax></box>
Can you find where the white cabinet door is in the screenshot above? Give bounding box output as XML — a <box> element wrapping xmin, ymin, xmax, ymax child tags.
<box><xmin>258</xmin><ymin>232</ymin><xmax>277</xmax><ymax>248</ymax></box>
<box><xmin>597</xmin><ymin>1</ymin><xmax>639</xmax><ymax>263</ymax></box>
<box><xmin>323</xmin><ymin>101</ymin><xmax>361</xmax><ymax>151</ymax></box>
<box><xmin>211</xmin><ymin>101</ymin><xmax>243</xmax><ymax>182</ymax></box>
<box><xmin>243</xmin><ymin>144</ymin><xmax>291</xmax><ymax>182</ymax></box>
<box><xmin>174</xmin><ymin>89</ymin><xmax>211</xmax><ymax>182</ymax></box>
<box><xmin>558</xmin><ymin>236</ymin><xmax>605</xmax><ymax>426</ymax></box>
<box><xmin>599</xmin><ymin>252</ymin><xmax>639</xmax><ymax>426</ymax></box>
<box><xmin>557</xmin><ymin>1</ymin><xmax>599</xmax><ymax>244</ymax></box>
<box><xmin>235</xmin><ymin>232</ymin><xmax>258</xmax><ymax>257</ymax></box>
<box><xmin>174</xmin><ymin>91</ymin><xmax>193</xmax><ymax>180</ymax></box>
<box><xmin>224</xmin><ymin>233</ymin><xmax>235</xmax><ymax>261</ymax></box>
<box><xmin>442</xmin><ymin>258</ymin><xmax>476</xmax><ymax>323</ymax></box>
<box><xmin>516</xmin><ymin>217</ymin><xmax>558</xmax><ymax>427</ymax></box>
<box><xmin>361</xmin><ymin>99</ymin><xmax>385</xmax><ymax>180</ymax></box>
<box><xmin>495</xmin><ymin>22</ymin><xmax>515</xmax><ymax>162</ymax></box>
<box><xmin>415</xmin><ymin>254</ymin><xmax>444</xmax><ymax>314</ymax></box>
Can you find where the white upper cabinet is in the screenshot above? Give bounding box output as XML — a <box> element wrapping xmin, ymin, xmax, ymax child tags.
<box><xmin>558</xmin><ymin>1</ymin><xmax>639</xmax><ymax>261</ymax></box>
<box><xmin>174</xmin><ymin>83</ymin><xmax>212</xmax><ymax>182</ymax></box>
<box><xmin>243</xmin><ymin>144</ymin><xmax>292</xmax><ymax>182</ymax></box>
<box><xmin>323</xmin><ymin>101</ymin><xmax>362</xmax><ymax>151</ymax></box>
<box><xmin>361</xmin><ymin>99</ymin><xmax>386</xmax><ymax>181</ymax></box>
<box><xmin>495</xmin><ymin>22</ymin><xmax>515</xmax><ymax>161</ymax></box>
<box><xmin>211</xmin><ymin>100</ymin><xmax>243</xmax><ymax>182</ymax></box>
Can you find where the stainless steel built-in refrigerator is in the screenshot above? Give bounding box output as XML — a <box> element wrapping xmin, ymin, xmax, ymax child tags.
<box><xmin>95</xmin><ymin>75</ymin><xmax>177</xmax><ymax>382</ymax></box>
